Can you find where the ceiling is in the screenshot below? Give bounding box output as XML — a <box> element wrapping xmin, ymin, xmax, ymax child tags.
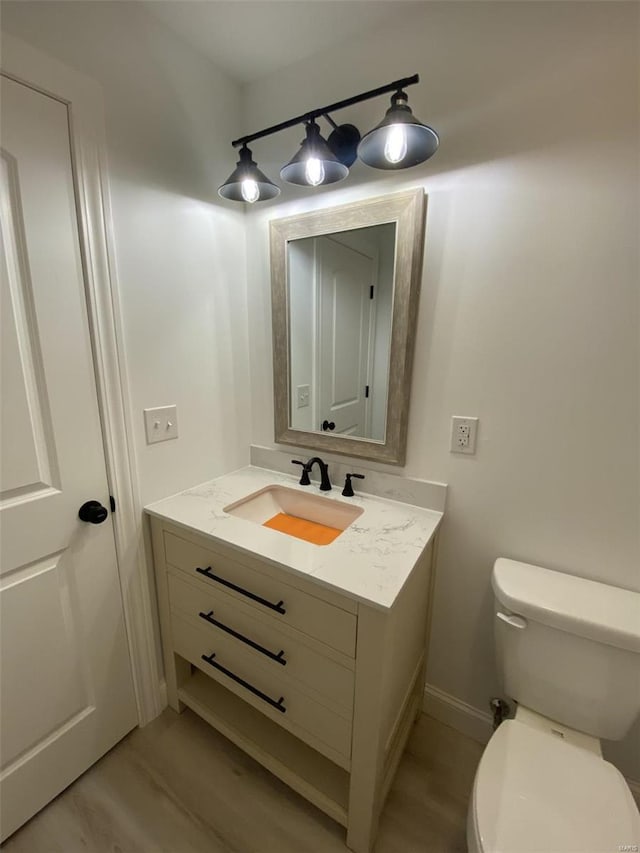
<box><xmin>144</xmin><ymin>1</ymin><xmax>416</xmax><ymax>83</ymax></box>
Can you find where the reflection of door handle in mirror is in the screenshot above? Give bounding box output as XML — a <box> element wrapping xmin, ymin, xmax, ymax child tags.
<box><xmin>321</xmin><ymin>420</ymin><xmax>336</xmax><ymax>431</ymax></box>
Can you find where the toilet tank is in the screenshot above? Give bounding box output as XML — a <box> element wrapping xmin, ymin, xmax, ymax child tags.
<box><xmin>492</xmin><ymin>559</ymin><xmax>640</xmax><ymax>741</ymax></box>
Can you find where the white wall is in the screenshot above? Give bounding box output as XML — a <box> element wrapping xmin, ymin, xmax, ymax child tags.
<box><xmin>1</xmin><ymin>1</ymin><xmax>251</xmax><ymax>506</ymax></box>
<box><xmin>243</xmin><ymin>2</ymin><xmax>640</xmax><ymax>779</ymax></box>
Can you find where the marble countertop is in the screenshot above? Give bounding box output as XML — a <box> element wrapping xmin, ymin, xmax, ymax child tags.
<box><xmin>145</xmin><ymin>466</ymin><xmax>443</xmax><ymax>611</ymax></box>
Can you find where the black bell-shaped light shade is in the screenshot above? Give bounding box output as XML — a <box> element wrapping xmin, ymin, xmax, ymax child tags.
<box><xmin>358</xmin><ymin>90</ymin><xmax>439</xmax><ymax>170</ymax></box>
<box><xmin>218</xmin><ymin>145</ymin><xmax>280</xmax><ymax>203</ymax></box>
<box><xmin>280</xmin><ymin>121</ymin><xmax>349</xmax><ymax>187</ymax></box>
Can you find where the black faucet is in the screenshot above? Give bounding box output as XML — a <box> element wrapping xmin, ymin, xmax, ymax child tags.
<box><xmin>305</xmin><ymin>457</ymin><xmax>332</xmax><ymax>491</ymax></box>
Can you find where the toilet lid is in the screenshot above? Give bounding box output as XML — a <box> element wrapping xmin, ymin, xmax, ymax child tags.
<box><xmin>474</xmin><ymin>720</ymin><xmax>640</xmax><ymax>853</ymax></box>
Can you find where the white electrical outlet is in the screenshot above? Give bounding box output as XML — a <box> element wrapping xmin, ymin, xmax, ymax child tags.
<box><xmin>144</xmin><ymin>405</ymin><xmax>178</xmax><ymax>444</ymax></box>
<box><xmin>450</xmin><ymin>416</ymin><xmax>478</xmax><ymax>454</ymax></box>
<box><xmin>296</xmin><ymin>384</ymin><xmax>310</xmax><ymax>409</ymax></box>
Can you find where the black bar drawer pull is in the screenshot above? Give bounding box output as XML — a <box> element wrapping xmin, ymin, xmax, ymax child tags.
<box><xmin>195</xmin><ymin>566</ymin><xmax>286</xmax><ymax>615</ymax></box>
<box><xmin>201</xmin><ymin>652</ymin><xmax>286</xmax><ymax>713</ymax></box>
<box><xmin>199</xmin><ymin>610</ymin><xmax>286</xmax><ymax>665</ymax></box>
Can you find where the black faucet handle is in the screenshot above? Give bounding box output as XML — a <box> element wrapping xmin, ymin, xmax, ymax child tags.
<box><xmin>291</xmin><ymin>460</ymin><xmax>311</xmax><ymax>486</ymax></box>
<box><xmin>342</xmin><ymin>472</ymin><xmax>365</xmax><ymax>497</ymax></box>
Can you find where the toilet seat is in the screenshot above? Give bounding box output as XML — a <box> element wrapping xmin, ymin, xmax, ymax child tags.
<box><xmin>469</xmin><ymin>719</ymin><xmax>640</xmax><ymax>853</ymax></box>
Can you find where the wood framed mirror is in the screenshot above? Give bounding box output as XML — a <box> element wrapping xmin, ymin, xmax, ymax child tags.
<box><xmin>270</xmin><ymin>189</ymin><xmax>426</xmax><ymax>466</ymax></box>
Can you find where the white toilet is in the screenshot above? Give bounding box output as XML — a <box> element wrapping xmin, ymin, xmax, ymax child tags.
<box><xmin>467</xmin><ymin>558</ymin><xmax>640</xmax><ymax>853</ymax></box>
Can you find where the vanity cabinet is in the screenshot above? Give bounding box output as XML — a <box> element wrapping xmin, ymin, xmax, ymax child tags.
<box><xmin>150</xmin><ymin>517</ymin><xmax>435</xmax><ymax>853</ymax></box>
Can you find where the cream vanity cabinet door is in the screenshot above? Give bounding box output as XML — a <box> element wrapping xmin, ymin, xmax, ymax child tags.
<box><xmin>149</xmin><ymin>517</ymin><xmax>434</xmax><ymax>853</ymax></box>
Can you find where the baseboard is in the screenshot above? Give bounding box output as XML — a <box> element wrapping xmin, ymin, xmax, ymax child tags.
<box><xmin>422</xmin><ymin>684</ymin><xmax>640</xmax><ymax>808</ymax></box>
<box><xmin>422</xmin><ymin>684</ymin><xmax>493</xmax><ymax>745</ymax></box>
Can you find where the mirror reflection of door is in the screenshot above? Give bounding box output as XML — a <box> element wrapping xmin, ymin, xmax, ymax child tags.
<box><xmin>288</xmin><ymin>223</ymin><xmax>395</xmax><ymax>442</ymax></box>
<box><xmin>317</xmin><ymin>235</ymin><xmax>374</xmax><ymax>436</ymax></box>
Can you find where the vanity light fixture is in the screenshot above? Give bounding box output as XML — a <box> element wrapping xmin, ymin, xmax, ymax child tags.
<box><xmin>218</xmin><ymin>144</ymin><xmax>281</xmax><ymax>203</ymax></box>
<box><xmin>218</xmin><ymin>73</ymin><xmax>438</xmax><ymax>203</ymax></box>
<box><xmin>280</xmin><ymin>120</ymin><xmax>348</xmax><ymax>187</ymax></box>
<box><xmin>357</xmin><ymin>89</ymin><xmax>439</xmax><ymax>169</ymax></box>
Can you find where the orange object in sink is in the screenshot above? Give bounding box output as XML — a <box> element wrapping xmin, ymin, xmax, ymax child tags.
<box><xmin>263</xmin><ymin>512</ymin><xmax>342</xmax><ymax>545</ymax></box>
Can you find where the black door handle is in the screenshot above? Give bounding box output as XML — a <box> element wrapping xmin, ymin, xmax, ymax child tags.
<box><xmin>78</xmin><ymin>500</ymin><xmax>108</xmax><ymax>524</ymax></box>
<box><xmin>321</xmin><ymin>420</ymin><xmax>336</xmax><ymax>431</ymax></box>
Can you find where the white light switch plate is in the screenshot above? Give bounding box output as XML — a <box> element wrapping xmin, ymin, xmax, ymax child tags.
<box><xmin>450</xmin><ymin>416</ymin><xmax>478</xmax><ymax>454</ymax></box>
<box><xmin>144</xmin><ymin>405</ymin><xmax>178</xmax><ymax>444</ymax></box>
<box><xmin>296</xmin><ymin>384</ymin><xmax>310</xmax><ymax>409</ymax></box>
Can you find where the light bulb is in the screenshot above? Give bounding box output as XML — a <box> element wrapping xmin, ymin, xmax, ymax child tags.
<box><xmin>384</xmin><ymin>125</ymin><xmax>408</xmax><ymax>164</ymax></box>
<box><xmin>241</xmin><ymin>179</ymin><xmax>259</xmax><ymax>203</ymax></box>
<box><xmin>305</xmin><ymin>157</ymin><xmax>325</xmax><ymax>187</ymax></box>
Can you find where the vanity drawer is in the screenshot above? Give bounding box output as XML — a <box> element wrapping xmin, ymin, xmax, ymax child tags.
<box><xmin>171</xmin><ymin>613</ymin><xmax>352</xmax><ymax>766</ymax></box>
<box><xmin>168</xmin><ymin>572</ymin><xmax>354</xmax><ymax>717</ymax></box>
<box><xmin>164</xmin><ymin>531</ymin><xmax>357</xmax><ymax>657</ymax></box>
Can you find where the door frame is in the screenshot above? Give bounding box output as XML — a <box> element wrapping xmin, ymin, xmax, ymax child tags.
<box><xmin>1</xmin><ymin>34</ymin><xmax>163</xmax><ymax>725</ymax></box>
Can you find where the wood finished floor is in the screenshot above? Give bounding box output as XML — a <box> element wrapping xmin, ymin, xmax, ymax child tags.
<box><xmin>2</xmin><ymin>709</ymin><xmax>483</xmax><ymax>853</ymax></box>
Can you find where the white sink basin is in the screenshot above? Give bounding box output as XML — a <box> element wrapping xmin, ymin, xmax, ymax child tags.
<box><xmin>224</xmin><ymin>485</ymin><xmax>363</xmax><ymax>545</ymax></box>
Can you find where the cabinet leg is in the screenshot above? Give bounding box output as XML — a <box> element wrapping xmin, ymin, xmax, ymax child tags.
<box><xmin>347</xmin><ymin>605</ymin><xmax>386</xmax><ymax>853</ymax></box>
<box><xmin>166</xmin><ymin>654</ymin><xmax>190</xmax><ymax>713</ymax></box>
<box><xmin>346</xmin><ymin>805</ymin><xmax>380</xmax><ymax>853</ymax></box>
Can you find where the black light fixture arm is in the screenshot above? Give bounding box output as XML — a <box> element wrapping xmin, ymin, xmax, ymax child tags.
<box><xmin>322</xmin><ymin>114</ymin><xmax>340</xmax><ymax>131</ymax></box>
<box><xmin>231</xmin><ymin>74</ymin><xmax>419</xmax><ymax>148</ymax></box>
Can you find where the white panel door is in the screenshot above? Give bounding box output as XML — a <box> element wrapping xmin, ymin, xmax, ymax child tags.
<box><xmin>317</xmin><ymin>236</ymin><xmax>374</xmax><ymax>436</ymax></box>
<box><xmin>0</xmin><ymin>75</ymin><xmax>137</xmax><ymax>841</ymax></box>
